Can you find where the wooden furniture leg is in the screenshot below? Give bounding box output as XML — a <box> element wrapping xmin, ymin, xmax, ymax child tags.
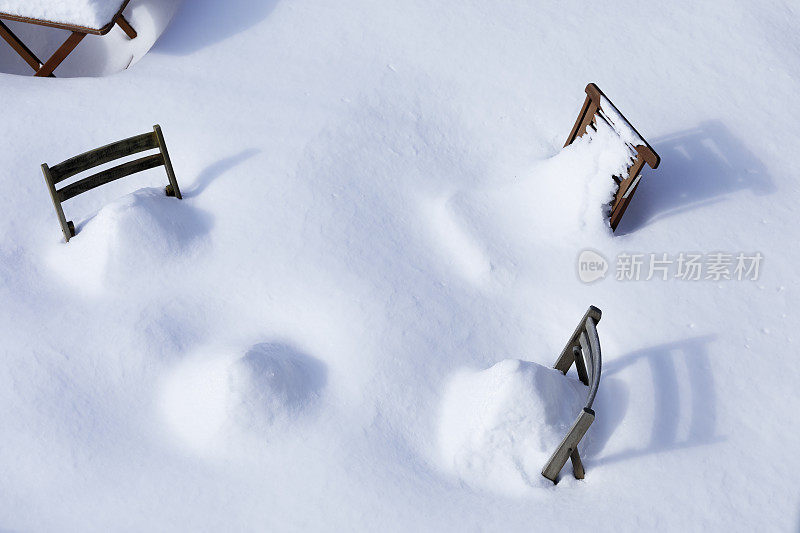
<box><xmin>609</xmin><ymin>152</ymin><xmax>647</xmax><ymax>231</ymax></box>
<box><xmin>42</xmin><ymin>163</ymin><xmax>75</xmax><ymax>242</ymax></box>
<box><xmin>570</xmin><ymin>448</ymin><xmax>585</xmax><ymax>479</ymax></box>
<box><xmin>542</xmin><ymin>408</ymin><xmax>595</xmax><ymax>483</ymax></box>
<box><xmin>35</xmin><ymin>31</ymin><xmax>86</xmax><ymax>77</ymax></box>
<box><xmin>154</xmin><ymin>125</ymin><xmax>182</xmax><ymax>199</ymax></box>
<box><xmin>0</xmin><ymin>19</ymin><xmax>54</xmax><ymax>75</ymax></box>
<box><xmin>114</xmin><ymin>14</ymin><xmax>137</xmax><ymax>39</ymax></box>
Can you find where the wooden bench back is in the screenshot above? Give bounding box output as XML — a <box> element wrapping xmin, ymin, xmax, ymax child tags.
<box><xmin>565</xmin><ymin>83</ymin><xmax>660</xmax><ymax>231</ymax></box>
<box><xmin>42</xmin><ymin>124</ymin><xmax>182</xmax><ymax>242</ymax></box>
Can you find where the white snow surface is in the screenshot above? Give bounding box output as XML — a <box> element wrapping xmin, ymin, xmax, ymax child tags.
<box><xmin>598</xmin><ymin>95</ymin><xmax>647</xmax><ymax>152</ymax></box>
<box><xmin>1</xmin><ymin>0</ymin><xmax>800</xmax><ymax>531</ymax></box>
<box><xmin>0</xmin><ymin>0</ymin><xmax>126</xmax><ymax>30</ymax></box>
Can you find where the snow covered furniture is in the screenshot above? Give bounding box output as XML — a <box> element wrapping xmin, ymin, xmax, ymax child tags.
<box><xmin>42</xmin><ymin>125</ymin><xmax>182</xmax><ymax>242</ymax></box>
<box><xmin>541</xmin><ymin>305</ymin><xmax>602</xmax><ymax>483</ymax></box>
<box><xmin>0</xmin><ymin>0</ymin><xmax>136</xmax><ymax>77</ymax></box>
<box><xmin>565</xmin><ymin>83</ymin><xmax>660</xmax><ymax>231</ymax></box>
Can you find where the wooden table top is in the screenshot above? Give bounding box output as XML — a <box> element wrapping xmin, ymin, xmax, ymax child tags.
<box><xmin>0</xmin><ymin>0</ymin><xmax>130</xmax><ymax>35</ymax></box>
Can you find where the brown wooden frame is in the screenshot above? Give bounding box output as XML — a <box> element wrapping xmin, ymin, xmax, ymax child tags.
<box><xmin>42</xmin><ymin>125</ymin><xmax>182</xmax><ymax>242</ymax></box>
<box><xmin>0</xmin><ymin>0</ymin><xmax>136</xmax><ymax>77</ymax></box>
<box><xmin>565</xmin><ymin>83</ymin><xmax>660</xmax><ymax>231</ymax></box>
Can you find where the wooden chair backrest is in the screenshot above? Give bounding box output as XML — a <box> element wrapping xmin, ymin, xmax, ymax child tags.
<box><xmin>42</xmin><ymin>124</ymin><xmax>182</xmax><ymax>242</ymax></box>
<box><xmin>565</xmin><ymin>83</ymin><xmax>660</xmax><ymax>231</ymax></box>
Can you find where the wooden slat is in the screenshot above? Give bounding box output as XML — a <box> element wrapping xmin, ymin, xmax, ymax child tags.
<box><xmin>153</xmin><ymin>125</ymin><xmax>182</xmax><ymax>199</ymax></box>
<box><xmin>570</xmin><ymin>448</ymin><xmax>585</xmax><ymax>479</ymax></box>
<box><xmin>576</xmin><ymin>83</ymin><xmax>660</xmax><ymax>167</ymax></box>
<box><xmin>115</xmin><ymin>14</ymin><xmax>136</xmax><ymax>39</ymax></box>
<box><xmin>585</xmin><ymin>317</ymin><xmax>602</xmax><ymax>409</ymax></box>
<box><xmin>568</xmin><ymin>85</ymin><xmax>661</xmax><ymax>170</ymax></box>
<box><xmin>0</xmin><ymin>19</ymin><xmax>47</xmax><ymax>73</ymax></box>
<box><xmin>564</xmin><ymin>94</ymin><xmax>592</xmax><ymax>147</ymax></box>
<box><xmin>553</xmin><ymin>306</ymin><xmax>602</xmax><ymax>373</ymax></box>
<box><xmin>58</xmin><ymin>153</ymin><xmax>164</xmax><ymax>202</ymax></box>
<box><xmin>609</xmin><ymin>157</ymin><xmax>646</xmax><ymax>231</ymax></box>
<box><xmin>50</xmin><ymin>132</ymin><xmax>158</xmax><ymax>183</ymax></box>
<box><xmin>577</xmin><ymin>332</ymin><xmax>591</xmax><ymax>386</ymax></box>
<box><xmin>35</xmin><ymin>31</ymin><xmax>86</xmax><ymax>77</ymax></box>
<box><xmin>42</xmin><ymin>163</ymin><xmax>73</xmax><ymax>242</ymax></box>
<box><xmin>0</xmin><ymin>1</ymin><xmax>131</xmax><ymax>35</ymax></box>
<box><xmin>0</xmin><ymin>12</ymin><xmax>104</xmax><ymax>35</ymax></box>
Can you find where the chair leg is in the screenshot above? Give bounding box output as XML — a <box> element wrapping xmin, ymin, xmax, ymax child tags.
<box><xmin>610</xmin><ymin>158</ymin><xmax>646</xmax><ymax>231</ymax></box>
<box><xmin>153</xmin><ymin>125</ymin><xmax>182</xmax><ymax>200</ymax></box>
<box><xmin>573</xmin><ymin>345</ymin><xmax>589</xmax><ymax>386</ymax></box>
<box><xmin>542</xmin><ymin>408</ymin><xmax>595</xmax><ymax>483</ymax></box>
<box><xmin>35</xmin><ymin>31</ymin><xmax>86</xmax><ymax>77</ymax></box>
<box><xmin>570</xmin><ymin>448</ymin><xmax>585</xmax><ymax>479</ymax></box>
<box><xmin>115</xmin><ymin>14</ymin><xmax>137</xmax><ymax>39</ymax></box>
<box><xmin>41</xmin><ymin>164</ymin><xmax>74</xmax><ymax>242</ymax></box>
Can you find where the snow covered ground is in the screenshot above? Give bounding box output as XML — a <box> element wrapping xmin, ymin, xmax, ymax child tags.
<box><xmin>1</xmin><ymin>1</ymin><xmax>799</xmax><ymax>531</ymax></box>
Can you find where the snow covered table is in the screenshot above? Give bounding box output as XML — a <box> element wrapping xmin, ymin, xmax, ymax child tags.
<box><xmin>0</xmin><ymin>0</ymin><xmax>136</xmax><ymax>76</ymax></box>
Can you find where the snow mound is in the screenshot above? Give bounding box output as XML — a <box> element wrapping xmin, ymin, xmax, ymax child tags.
<box><xmin>437</xmin><ymin>359</ymin><xmax>587</xmax><ymax>496</ymax></box>
<box><xmin>454</xmin><ymin>119</ymin><xmax>633</xmax><ymax>249</ymax></box>
<box><xmin>46</xmin><ymin>188</ymin><xmax>209</xmax><ymax>294</ymax></box>
<box><xmin>228</xmin><ymin>343</ymin><xmax>328</xmax><ymax>431</ymax></box>
<box><xmin>160</xmin><ymin>343</ymin><xmax>326</xmax><ymax>456</ymax></box>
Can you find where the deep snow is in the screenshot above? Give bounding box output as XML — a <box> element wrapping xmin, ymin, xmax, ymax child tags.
<box><xmin>1</xmin><ymin>1</ymin><xmax>800</xmax><ymax>531</ymax></box>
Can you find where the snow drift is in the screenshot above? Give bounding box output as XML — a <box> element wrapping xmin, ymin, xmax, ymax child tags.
<box><xmin>437</xmin><ymin>359</ymin><xmax>586</xmax><ymax>496</ymax></box>
<box><xmin>160</xmin><ymin>342</ymin><xmax>326</xmax><ymax>456</ymax></box>
<box><xmin>1</xmin><ymin>0</ymin><xmax>798</xmax><ymax>531</ymax></box>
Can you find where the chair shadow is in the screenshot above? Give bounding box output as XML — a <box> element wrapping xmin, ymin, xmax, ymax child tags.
<box><xmin>616</xmin><ymin>120</ymin><xmax>775</xmax><ymax>234</ymax></box>
<box><xmin>796</xmin><ymin>504</ymin><xmax>800</xmax><ymax>533</ymax></box>
<box><xmin>588</xmin><ymin>335</ymin><xmax>723</xmax><ymax>467</ymax></box>
<box><xmin>148</xmin><ymin>0</ymin><xmax>280</xmax><ymax>55</ymax></box>
<box><xmin>185</xmin><ymin>148</ymin><xmax>260</xmax><ymax>198</ymax></box>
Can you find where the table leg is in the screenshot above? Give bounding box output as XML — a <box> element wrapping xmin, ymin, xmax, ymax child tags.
<box><xmin>35</xmin><ymin>31</ymin><xmax>86</xmax><ymax>77</ymax></box>
<box><xmin>0</xmin><ymin>19</ymin><xmax>53</xmax><ymax>75</ymax></box>
<box><xmin>115</xmin><ymin>14</ymin><xmax>137</xmax><ymax>39</ymax></box>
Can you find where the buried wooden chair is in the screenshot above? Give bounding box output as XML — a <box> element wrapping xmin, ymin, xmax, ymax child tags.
<box><xmin>42</xmin><ymin>125</ymin><xmax>182</xmax><ymax>242</ymax></box>
<box><xmin>541</xmin><ymin>305</ymin><xmax>602</xmax><ymax>483</ymax></box>
<box><xmin>565</xmin><ymin>83</ymin><xmax>660</xmax><ymax>231</ymax></box>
